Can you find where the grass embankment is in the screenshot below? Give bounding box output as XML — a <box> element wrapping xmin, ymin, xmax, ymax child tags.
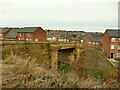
<box><xmin>2</xmin><ymin>44</ymin><xmax>119</xmax><ymax>88</ymax></box>
<box><xmin>57</xmin><ymin>48</ymin><xmax>118</xmax><ymax>88</ymax></box>
<box><xmin>75</xmin><ymin>48</ymin><xmax>117</xmax><ymax>80</ymax></box>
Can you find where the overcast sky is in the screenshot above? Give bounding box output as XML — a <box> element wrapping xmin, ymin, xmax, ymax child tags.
<box><xmin>0</xmin><ymin>0</ymin><xmax>119</xmax><ymax>32</ymax></box>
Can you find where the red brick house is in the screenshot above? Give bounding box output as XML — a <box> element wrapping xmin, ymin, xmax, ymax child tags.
<box><xmin>81</xmin><ymin>34</ymin><xmax>101</xmax><ymax>48</ymax></box>
<box><xmin>5</xmin><ymin>27</ymin><xmax>46</xmax><ymax>42</ymax></box>
<box><xmin>0</xmin><ymin>28</ymin><xmax>11</xmax><ymax>40</ymax></box>
<box><xmin>102</xmin><ymin>29</ymin><xmax>120</xmax><ymax>59</ymax></box>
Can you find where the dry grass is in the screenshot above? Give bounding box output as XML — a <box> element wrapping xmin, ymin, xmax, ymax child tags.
<box><xmin>2</xmin><ymin>44</ymin><xmax>119</xmax><ymax>88</ymax></box>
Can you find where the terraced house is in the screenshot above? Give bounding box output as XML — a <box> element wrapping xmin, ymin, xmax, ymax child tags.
<box><xmin>0</xmin><ymin>28</ymin><xmax>11</xmax><ymax>40</ymax></box>
<box><xmin>102</xmin><ymin>29</ymin><xmax>120</xmax><ymax>59</ymax></box>
<box><xmin>80</xmin><ymin>34</ymin><xmax>101</xmax><ymax>48</ymax></box>
<box><xmin>5</xmin><ymin>27</ymin><xmax>46</xmax><ymax>42</ymax></box>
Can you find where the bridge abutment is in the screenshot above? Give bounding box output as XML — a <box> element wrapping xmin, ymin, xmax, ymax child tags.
<box><xmin>50</xmin><ymin>43</ymin><xmax>83</xmax><ymax>73</ymax></box>
<box><xmin>51</xmin><ymin>50</ymin><xmax>58</xmax><ymax>73</ymax></box>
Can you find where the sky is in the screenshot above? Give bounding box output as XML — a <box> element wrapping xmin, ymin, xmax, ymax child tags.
<box><xmin>0</xmin><ymin>0</ymin><xmax>119</xmax><ymax>32</ymax></box>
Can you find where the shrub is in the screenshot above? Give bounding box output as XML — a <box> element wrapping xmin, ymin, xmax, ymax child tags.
<box><xmin>114</xmin><ymin>58</ymin><xmax>120</xmax><ymax>61</ymax></box>
<box><xmin>58</xmin><ymin>61</ymin><xmax>72</xmax><ymax>75</ymax></box>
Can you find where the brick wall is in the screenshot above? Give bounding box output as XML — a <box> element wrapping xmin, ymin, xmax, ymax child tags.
<box><xmin>17</xmin><ymin>27</ymin><xmax>46</xmax><ymax>42</ymax></box>
<box><xmin>33</xmin><ymin>27</ymin><xmax>46</xmax><ymax>42</ymax></box>
<box><xmin>102</xmin><ymin>31</ymin><xmax>110</xmax><ymax>58</ymax></box>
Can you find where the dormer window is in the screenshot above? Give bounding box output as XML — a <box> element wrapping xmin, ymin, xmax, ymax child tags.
<box><xmin>28</xmin><ymin>33</ymin><xmax>31</xmax><ymax>37</ymax></box>
<box><xmin>20</xmin><ymin>33</ymin><xmax>22</xmax><ymax>36</ymax></box>
<box><xmin>111</xmin><ymin>38</ymin><xmax>115</xmax><ymax>42</ymax></box>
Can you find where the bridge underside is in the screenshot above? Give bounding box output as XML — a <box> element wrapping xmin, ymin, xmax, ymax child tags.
<box><xmin>58</xmin><ymin>48</ymin><xmax>75</xmax><ymax>64</ymax></box>
<box><xmin>50</xmin><ymin>43</ymin><xmax>82</xmax><ymax>73</ymax></box>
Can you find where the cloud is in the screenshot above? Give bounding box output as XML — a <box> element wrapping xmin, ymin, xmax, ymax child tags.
<box><xmin>0</xmin><ymin>0</ymin><xmax>118</xmax><ymax>32</ymax></box>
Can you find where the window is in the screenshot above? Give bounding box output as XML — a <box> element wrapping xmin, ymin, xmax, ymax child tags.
<box><xmin>96</xmin><ymin>43</ymin><xmax>98</xmax><ymax>45</ymax></box>
<box><xmin>0</xmin><ymin>34</ymin><xmax>2</xmax><ymax>36</ymax></box>
<box><xmin>119</xmin><ymin>38</ymin><xmax>120</xmax><ymax>42</ymax></box>
<box><xmin>28</xmin><ymin>33</ymin><xmax>31</xmax><ymax>37</ymax></box>
<box><xmin>11</xmin><ymin>33</ymin><xmax>14</xmax><ymax>35</ymax></box>
<box><xmin>35</xmin><ymin>39</ymin><xmax>38</xmax><ymax>42</ymax></box>
<box><xmin>118</xmin><ymin>46</ymin><xmax>120</xmax><ymax>49</ymax></box>
<box><xmin>81</xmin><ymin>40</ymin><xmax>83</xmax><ymax>43</ymax></box>
<box><xmin>88</xmin><ymin>42</ymin><xmax>91</xmax><ymax>44</ymax></box>
<box><xmin>20</xmin><ymin>33</ymin><xmax>22</xmax><ymax>36</ymax></box>
<box><xmin>93</xmin><ymin>42</ymin><xmax>95</xmax><ymax>45</ymax></box>
<box><xmin>111</xmin><ymin>38</ymin><xmax>115</xmax><ymax>42</ymax></box>
<box><xmin>117</xmin><ymin>53</ymin><xmax>120</xmax><ymax>58</ymax></box>
<box><xmin>111</xmin><ymin>45</ymin><xmax>114</xmax><ymax>49</ymax></box>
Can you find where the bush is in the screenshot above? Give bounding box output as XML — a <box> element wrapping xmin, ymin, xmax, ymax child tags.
<box><xmin>74</xmin><ymin>48</ymin><xmax>117</xmax><ymax>80</ymax></box>
<box><xmin>114</xmin><ymin>58</ymin><xmax>120</xmax><ymax>61</ymax></box>
<box><xmin>58</xmin><ymin>61</ymin><xmax>72</xmax><ymax>75</ymax></box>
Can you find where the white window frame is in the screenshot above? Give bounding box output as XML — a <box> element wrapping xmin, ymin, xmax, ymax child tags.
<box><xmin>35</xmin><ymin>38</ymin><xmax>38</xmax><ymax>42</ymax></box>
<box><xmin>26</xmin><ymin>39</ymin><xmax>28</xmax><ymax>41</ymax></box>
<box><xmin>81</xmin><ymin>40</ymin><xmax>83</xmax><ymax>43</ymax></box>
<box><xmin>117</xmin><ymin>53</ymin><xmax>120</xmax><ymax>58</ymax></box>
<box><xmin>111</xmin><ymin>38</ymin><xmax>115</xmax><ymax>42</ymax></box>
<box><xmin>111</xmin><ymin>45</ymin><xmax>114</xmax><ymax>49</ymax></box>
<box><xmin>93</xmin><ymin>42</ymin><xmax>95</xmax><ymax>45</ymax></box>
<box><xmin>20</xmin><ymin>33</ymin><xmax>22</xmax><ymax>36</ymax></box>
<box><xmin>28</xmin><ymin>33</ymin><xmax>31</xmax><ymax>37</ymax></box>
<box><xmin>0</xmin><ymin>34</ymin><xmax>2</xmax><ymax>37</ymax></box>
<box><xmin>118</xmin><ymin>46</ymin><xmax>120</xmax><ymax>50</ymax></box>
<box><xmin>96</xmin><ymin>43</ymin><xmax>98</xmax><ymax>45</ymax></box>
<box><xmin>88</xmin><ymin>42</ymin><xmax>91</xmax><ymax>44</ymax></box>
<box><xmin>119</xmin><ymin>38</ymin><xmax>120</xmax><ymax>42</ymax></box>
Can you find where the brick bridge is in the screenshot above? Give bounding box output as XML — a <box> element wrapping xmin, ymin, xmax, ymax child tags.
<box><xmin>49</xmin><ymin>43</ymin><xmax>83</xmax><ymax>73</ymax></box>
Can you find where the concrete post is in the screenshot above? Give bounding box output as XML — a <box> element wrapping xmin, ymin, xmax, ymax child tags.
<box><xmin>75</xmin><ymin>47</ymin><xmax>80</xmax><ymax>61</ymax></box>
<box><xmin>51</xmin><ymin>51</ymin><xmax>58</xmax><ymax>73</ymax></box>
<box><xmin>50</xmin><ymin>44</ymin><xmax>59</xmax><ymax>74</ymax></box>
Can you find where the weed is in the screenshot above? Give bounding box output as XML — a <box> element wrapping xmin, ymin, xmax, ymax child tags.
<box><xmin>58</xmin><ymin>61</ymin><xmax>72</xmax><ymax>75</ymax></box>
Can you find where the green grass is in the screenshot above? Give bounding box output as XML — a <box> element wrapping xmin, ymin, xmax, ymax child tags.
<box><xmin>74</xmin><ymin>48</ymin><xmax>117</xmax><ymax>80</ymax></box>
<box><xmin>114</xmin><ymin>58</ymin><xmax>120</xmax><ymax>61</ymax></box>
<box><xmin>58</xmin><ymin>61</ymin><xmax>72</xmax><ymax>75</ymax></box>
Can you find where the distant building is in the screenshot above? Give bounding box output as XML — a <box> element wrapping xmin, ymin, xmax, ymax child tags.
<box><xmin>0</xmin><ymin>28</ymin><xmax>11</xmax><ymax>40</ymax></box>
<box><xmin>81</xmin><ymin>34</ymin><xmax>101</xmax><ymax>48</ymax></box>
<box><xmin>5</xmin><ymin>27</ymin><xmax>46</xmax><ymax>42</ymax></box>
<box><xmin>102</xmin><ymin>29</ymin><xmax>120</xmax><ymax>59</ymax></box>
<box><xmin>58</xmin><ymin>36</ymin><xmax>69</xmax><ymax>42</ymax></box>
<box><xmin>47</xmin><ymin>34</ymin><xmax>57</xmax><ymax>41</ymax></box>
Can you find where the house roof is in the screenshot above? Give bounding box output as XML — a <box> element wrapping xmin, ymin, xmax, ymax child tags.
<box><xmin>106</xmin><ymin>29</ymin><xmax>120</xmax><ymax>38</ymax></box>
<box><xmin>17</xmin><ymin>27</ymin><xmax>38</xmax><ymax>32</ymax></box>
<box><xmin>5</xmin><ymin>29</ymin><xmax>20</xmax><ymax>38</ymax></box>
<box><xmin>81</xmin><ymin>34</ymin><xmax>101</xmax><ymax>42</ymax></box>
<box><xmin>47</xmin><ymin>33</ymin><xmax>56</xmax><ymax>38</ymax></box>
<box><xmin>5</xmin><ymin>27</ymin><xmax>41</xmax><ymax>39</ymax></box>
<box><xmin>0</xmin><ymin>28</ymin><xmax>11</xmax><ymax>33</ymax></box>
<box><xmin>59</xmin><ymin>35</ymin><xmax>67</xmax><ymax>39</ymax></box>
